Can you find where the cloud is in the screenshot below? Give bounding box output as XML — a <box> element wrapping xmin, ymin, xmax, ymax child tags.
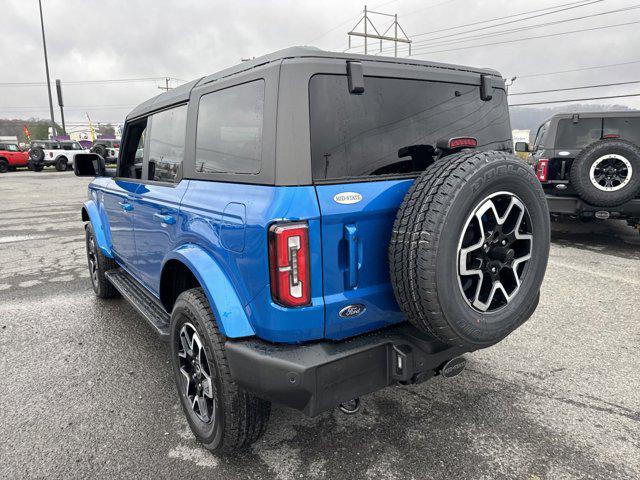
<box><xmin>2</xmin><ymin>0</ymin><xmax>639</xmax><ymax>125</ymax></box>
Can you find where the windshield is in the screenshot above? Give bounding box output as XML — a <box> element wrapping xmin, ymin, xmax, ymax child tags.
<box><xmin>7</xmin><ymin>144</ymin><xmax>20</xmax><ymax>152</ymax></box>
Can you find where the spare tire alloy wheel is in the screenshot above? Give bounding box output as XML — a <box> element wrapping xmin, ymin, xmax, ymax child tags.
<box><xmin>589</xmin><ymin>154</ymin><xmax>632</xmax><ymax>192</ymax></box>
<box><xmin>177</xmin><ymin>323</ymin><xmax>217</xmax><ymax>424</ymax></box>
<box><xmin>458</xmin><ymin>192</ymin><xmax>533</xmax><ymax>313</ymax></box>
<box><xmin>390</xmin><ymin>151</ymin><xmax>550</xmax><ymax>349</ymax></box>
<box><xmin>570</xmin><ymin>139</ymin><xmax>640</xmax><ymax>207</ymax></box>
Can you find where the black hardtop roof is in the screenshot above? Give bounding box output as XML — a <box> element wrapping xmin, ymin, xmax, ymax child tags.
<box><xmin>126</xmin><ymin>46</ymin><xmax>502</xmax><ymax>121</ymax></box>
<box><xmin>542</xmin><ymin>110</ymin><xmax>640</xmax><ymax>124</ymax></box>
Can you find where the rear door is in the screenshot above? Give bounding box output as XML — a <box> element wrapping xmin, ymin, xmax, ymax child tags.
<box><xmin>309</xmin><ymin>72</ymin><xmax>512</xmax><ymax>339</ymax></box>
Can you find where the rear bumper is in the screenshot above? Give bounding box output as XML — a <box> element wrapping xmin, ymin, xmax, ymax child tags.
<box><xmin>546</xmin><ymin>194</ymin><xmax>640</xmax><ymax>218</ymax></box>
<box><xmin>225</xmin><ymin>323</ymin><xmax>468</xmax><ymax>417</ymax></box>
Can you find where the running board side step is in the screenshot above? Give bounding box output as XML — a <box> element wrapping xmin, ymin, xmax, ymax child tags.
<box><xmin>105</xmin><ymin>268</ymin><xmax>170</xmax><ymax>338</ymax></box>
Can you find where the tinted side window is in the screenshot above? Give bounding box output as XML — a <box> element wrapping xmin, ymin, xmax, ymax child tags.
<box><xmin>555</xmin><ymin>118</ymin><xmax>602</xmax><ymax>149</ymax></box>
<box><xmin>309</xmin><ymin>75</ymin><xmax>511</xmax><ymax>181</ymax></box>
<box><xmin>148</xmin><ymin>105</ymin><xmax>187</xmax><ymax>183</ymax></box>
<box><xmin>603</xmin><ymin>117</ymin><xmax>640</xmax><ymax>144</ymax></box>
<box><xmin>195</xmin><ymin>80</ymin><xmax>265</xmax><ymax>174</ymax></box>
<box><xmin>533</xmin><ymin>121</ymin><xmax>550</xmax><ymax>151</ymax></box>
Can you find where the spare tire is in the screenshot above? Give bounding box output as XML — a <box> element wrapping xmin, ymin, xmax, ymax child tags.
<box><xmin>91</xmin><ymin>143</ymin><xmax>107</xmax><ymax>158</ymax></box>
<box><xmin>389</xmin><ymin>151</ymin><xmax>550</xmax><ymax>349</ymax></box>
<box><xmin>569</xmin><ymin>138</ymin><xmax>640</xmax><ymax>207</ymax></box>
<box><xmin>29</xmin><ymin>147</ymin><xmax>44</xmax><ymax>162</ymax></box>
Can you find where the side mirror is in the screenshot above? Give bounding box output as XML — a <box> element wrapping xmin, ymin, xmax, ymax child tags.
<box><xmin>74</xmin><ymin>153</ymin><xmax>107</xmax><ymax>177</ymax></box>
<box><xmin>514</xmin><ymin>142</ymin><xmax>529</xmax><ymax>153</ymax></box>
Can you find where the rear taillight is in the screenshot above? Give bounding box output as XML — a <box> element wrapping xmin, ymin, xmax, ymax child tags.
<box><xmin>603</xmin><ymin>134</ymin><xmax>620</xmax><ymax>139</ymax></box>
<box><xmin>269</xmin><ymin>222</ymin><xmax>310</xmax><ymax>307</ymax></box>
<box><xmin>449</xmin><ymin>137</ymin><xmax>477</xmax><ymax>149</ymax></box>
<box><xmin>536</xmin><ymin>159</ymin><xmax>549</xmax><ymax>182</ymax></box>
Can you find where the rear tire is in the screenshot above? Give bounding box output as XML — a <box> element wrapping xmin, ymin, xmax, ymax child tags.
<box><xmin>170</xmin><ymin>288</ymin><xmax>271</xmax><ymax>453</ymax></box>
<box><xmin>390</xmin><ymin>150</ymin><xmax>550</xmax><ymax>349</ymax></box>
<box><xmin>570</xmin><ymin>139</ymin><xmax>640</xmax><ymax>207</ymax></box>
<box><xmin>0</xmin><ymin>159</ymin><xmax>8</xmax><ymax>173</ymax></box>
<box><xmin>29</xmin><ymin>162</ymin><xmax>44</xmax><ymax>172</ymax></box>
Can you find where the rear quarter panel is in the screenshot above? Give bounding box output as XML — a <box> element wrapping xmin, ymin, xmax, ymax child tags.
<box><xmin>179</xmin><ymin>181</ymin><xmax>326</xmax><ymax>343</ymax></box>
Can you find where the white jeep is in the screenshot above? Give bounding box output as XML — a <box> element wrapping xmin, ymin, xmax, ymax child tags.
<box><xmin>28</xmin><ymin>140</ymin><xmax>89</xmax><ymax>172</ymax></box>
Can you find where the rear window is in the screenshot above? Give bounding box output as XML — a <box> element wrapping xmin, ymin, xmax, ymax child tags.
<box><xmin>195</xmin><ymin>80</ymin><xmax>265</xmax><ymax>175</ymax></box>
<box><xmin>603</xmin><ymin>117</ymin><xmax>640</xmax><ymax>144</ymax></box>
<box><xmin>555</xmin><ymin>118</ymin><xmax>602</xmax><ymax>149</ymax></box>
<box><xmin>309</xmin><ymin>74</ymin><xmax>511</xmax><ymax>181</ymax></box>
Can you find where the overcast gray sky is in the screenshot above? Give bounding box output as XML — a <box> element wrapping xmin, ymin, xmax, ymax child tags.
<box><xmin>2</xmin><ymin>0</ymin><xmax>640</xmax><ymax>125</ymax></box>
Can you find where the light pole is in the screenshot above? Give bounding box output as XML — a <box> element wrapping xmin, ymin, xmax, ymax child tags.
<box><xmin>38</xmin><ymin>0</ymin><xmax>56</xmax><ymax>138</ymax></box>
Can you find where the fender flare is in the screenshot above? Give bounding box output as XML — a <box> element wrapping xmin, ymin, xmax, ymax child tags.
<box><xmin>81</xmin><ymin>200</ymin><xmax>113</xmax><ymax>258</ymax></box>
<box><xmin>163</xmin><ymin>244</ymin><xmax>255</xmax><ymax>339</ymax></box>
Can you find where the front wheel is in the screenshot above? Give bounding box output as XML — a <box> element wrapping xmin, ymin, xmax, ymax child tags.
<box><xmin>55</xmin><ymin>157</ymin><xmax>68</xmax><ymax>171</ymax></box>
<box><xmin>0</xmin><ymin>159</ymin><xmax>8</xmax><ymax>173</ymax></box>
<box><xmin>85</xmin><ymin>222</ymin><xmax>118</xmax><ymax>298</ymax></box>
<box><xmin>170</xmin><ymin>288</ymin><xmax>270</xmax><ymax>453</ymax></box>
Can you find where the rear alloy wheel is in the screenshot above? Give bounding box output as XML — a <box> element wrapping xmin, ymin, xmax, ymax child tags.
<box><xmin>458</xmin><ymin>192</ymin><xmax>533</xmax><ymax>313</ymax></box>
<box><xmin>0</xmin><ymin>159</ymin><xmax>8</xmax><ymax>173</ymax></box>
<box><xmin>170</xmin><ymin>288</ymin><xmax>271</xmax><ymax>453</ymax></box>
<box><xmin>177</xmin><ymin>323</ymin><xmax>217</xmax><ymax>424</ymax></box>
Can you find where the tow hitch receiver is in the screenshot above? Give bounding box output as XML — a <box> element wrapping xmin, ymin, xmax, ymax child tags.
<box><xmin>439</xmin><ymin>356</ymin><xmax>467</xmax><ymax>378</ymax></box>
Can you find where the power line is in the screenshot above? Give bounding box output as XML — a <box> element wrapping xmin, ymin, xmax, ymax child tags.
<box><xmin>378</xmin><ymin>0</ymin><xmax>601</xmax><ymax>53</ymax></box>
<box><xmin>510</xmin><ymin>80</ymin><xmax>640</xmax><ymax>96</ymax></box>
<box><xmin>399</xmin><ymin>2</ymin><xmax>634</xmax><ymax>51</ymax></box>
<box><xmin>510</xmin><ymin>93</ymin><xmax>640</xmax><ymax>107</ymax></box>
<box><xmin>398</xmin><ymin>0</ymin><xmax>462</xmax><ymax>18</ymax></box>
<box><xmin>517</xmin><ymin>60</ymin><xmax>640</xmax><ymax>79</ymax></box>
<box><xmin>405</xmin><ymin>0</ymin><xmax>595</xmax><ymax>38</ymax></box>
<box><xmin>0</xmin><ymin>77</ymin><xmax>185</xmax><ymax>88</ymax></box>
<box><xmin>409</xmin><ymin>19</ymin><xmax>640</xmax><ymax>56</ymax></box>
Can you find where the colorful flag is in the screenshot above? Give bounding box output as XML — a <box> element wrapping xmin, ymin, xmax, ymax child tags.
<box><xmin>23</xmin><ymin>125</ymin><xmax>31</xmax><ymax>141</ymax></box>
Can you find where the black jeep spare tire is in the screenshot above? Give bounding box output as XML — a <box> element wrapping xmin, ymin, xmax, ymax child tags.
<box><xmin>569</xmin><ymin>138</ymin><xmax>640</xmax><ymax>207</ymax></box>
<box><xmin>390</xmin><ymin>151</ymin><xmax>550</xmax><ymax>349</ymax></box>
<box><xmin>29</xmin><ymin>146</ymin><xmax>44</xmax><ymax>162</ymax></box>
<box><xmin>91</xmin><ymin>143</ymin><xmax>107</xmax><ymax>158</ymax></box>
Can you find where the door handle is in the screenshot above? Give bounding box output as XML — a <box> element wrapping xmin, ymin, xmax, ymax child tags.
<box><xmin>153</xmin><ymin>213</ymin><xmax>176</xmax><ymax>225</ymax></box>
<box><xmin>119</xmin><ymin>201</ymin><xmax>133</xmax><ymax>212</ymax></box>
<box><xmin>344</xmin><ymin>224</ymin><xmax>359</xmax><ymax>289</ymax></box>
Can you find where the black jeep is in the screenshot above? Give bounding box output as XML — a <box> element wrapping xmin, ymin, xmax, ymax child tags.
<box><xmin>516</xmin><ymin>112</ymin><xmax>640</xmax><ymax>231</ymax></box>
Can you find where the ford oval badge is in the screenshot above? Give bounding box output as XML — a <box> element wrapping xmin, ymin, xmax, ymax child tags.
<box><xmin>333</xmin><ymin>192</ymin><xmax>362</xmax><ymax>205</ymax></box>
<box><xmin>339</xmin><ymin>304</ymin><xmax>366</xmax><ymax>318</ymax></box>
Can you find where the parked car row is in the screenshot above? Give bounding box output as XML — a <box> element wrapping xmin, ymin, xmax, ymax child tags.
<box><xmin>0</xmin><ymin>139</ymin><xmax>120</xmax><ymax>174</ymax></box>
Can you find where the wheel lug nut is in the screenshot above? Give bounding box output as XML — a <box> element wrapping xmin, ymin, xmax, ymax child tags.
<box><xmin>501</xmin><ymin>240</ymin><xmax>507</xmax><ymax>246</ymax></box>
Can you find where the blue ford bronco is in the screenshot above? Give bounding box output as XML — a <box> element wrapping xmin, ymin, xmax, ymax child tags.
<box><xmin>75</xmin><ymin>47</ymin><xmax>550</xmax><ymax>453</ymax></box>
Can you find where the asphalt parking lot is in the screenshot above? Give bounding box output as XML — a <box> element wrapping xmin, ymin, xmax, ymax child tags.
<box><xmin>1</xmin><ymin>170</ymin><xmax>639</xmax><ymax>479</ymax></box>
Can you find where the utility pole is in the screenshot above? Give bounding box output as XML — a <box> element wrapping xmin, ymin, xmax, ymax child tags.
<box><xmin>158</xmin><ymin>77</ymin><xmax>172</xmax><ymax>91</ymax></box>
<box><xmin>348</xmin><ymin>5</ymin><xmax>411</xmax><ymax>57</ymax></box>
<box><xmin>38</xmin><ymin>0</ymin><xmax>56</xmax><ymax>137</ymax></box>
